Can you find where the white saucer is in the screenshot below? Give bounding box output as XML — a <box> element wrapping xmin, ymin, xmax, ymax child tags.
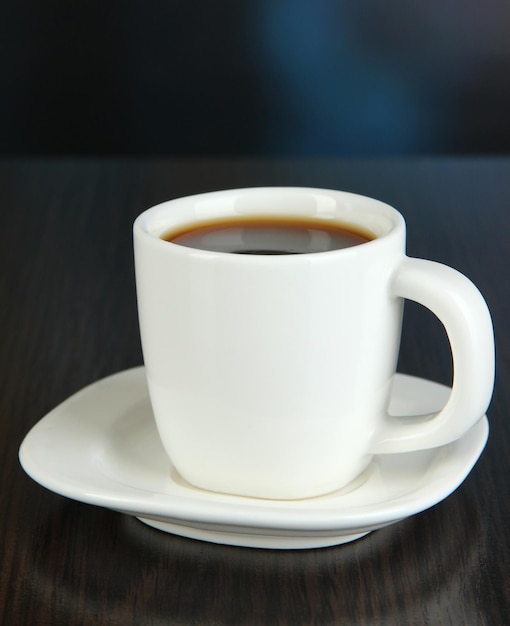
<box><xmin>19</xmin><ymin>367</ymin><xmax>488</xmax><ymax>550</ymax></box>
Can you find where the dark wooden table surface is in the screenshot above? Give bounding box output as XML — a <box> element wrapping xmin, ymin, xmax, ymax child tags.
<box><xmin>1</xmin><ymin>158</ymin><xmax>509</xmax><ymax>625</ymax></box>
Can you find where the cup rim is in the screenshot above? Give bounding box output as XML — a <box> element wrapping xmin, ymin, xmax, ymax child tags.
<box><xmin>133</xmin><ymin>187</ymin><xmax>405</xmax><ymax>259</ymax></box>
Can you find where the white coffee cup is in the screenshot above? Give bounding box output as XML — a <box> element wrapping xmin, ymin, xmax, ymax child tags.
<box><xmin>133</xmin><ymin>187</ymin><xmax>494</xmax><ymax>500</ymax></box>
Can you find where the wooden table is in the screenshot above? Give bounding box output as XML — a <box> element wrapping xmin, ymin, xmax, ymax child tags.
<box><xmin>1</xmin><ymin>158</ymin><xmax>508</xmax><ymax>625</ymax></box>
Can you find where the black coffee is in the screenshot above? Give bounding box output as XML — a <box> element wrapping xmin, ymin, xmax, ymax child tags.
<box><xmin>161</xmin><ymin>216</ymin><xmax>374</xmax><ymax>255</ymax></box>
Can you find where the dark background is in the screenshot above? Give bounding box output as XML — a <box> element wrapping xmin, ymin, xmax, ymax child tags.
<box><xmin>2</xmin><ymin>0</ymin><xmax>510</xmax><ymax>157</ymax></box>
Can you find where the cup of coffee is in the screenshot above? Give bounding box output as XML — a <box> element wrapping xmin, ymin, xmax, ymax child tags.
<box><xmin>133</xmin><ymin>187</ymin><xmax>494</xmax><ymax>500</ymax></box>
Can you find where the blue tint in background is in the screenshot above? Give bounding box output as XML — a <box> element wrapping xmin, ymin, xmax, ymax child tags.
<box><xmin>1</xmin><ymin>0</ymin><xmax>509</xmax><ymax>156</ymax></box>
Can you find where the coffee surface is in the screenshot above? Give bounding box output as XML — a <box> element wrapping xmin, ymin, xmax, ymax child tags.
<box><xmin>161</xmin><ymin>216</ymin><xmax>374</xmax><ymax>254</ymax></box>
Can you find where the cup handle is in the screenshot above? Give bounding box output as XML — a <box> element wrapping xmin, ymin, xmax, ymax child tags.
<box><xmin>370</xmin><ymin>257</ymin><xmax>495</xmax><ymax>454</ymax></box>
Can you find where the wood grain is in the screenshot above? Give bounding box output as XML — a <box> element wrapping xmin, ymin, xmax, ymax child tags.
<box><xmin>1</xmin><ymin>158</ymin><xmax>508</xmax><ymax>625</ymax></box>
